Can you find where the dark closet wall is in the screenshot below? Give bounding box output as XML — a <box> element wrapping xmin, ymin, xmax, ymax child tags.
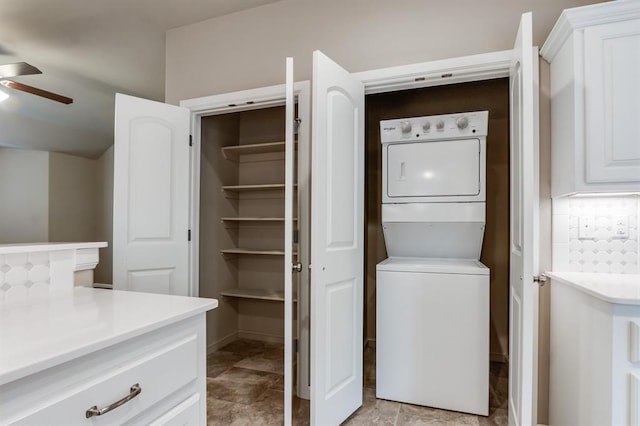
<box><xmin>365</xmin><ymin>78</ymin><xmax>510</xmax><ymax>361</ymax></box>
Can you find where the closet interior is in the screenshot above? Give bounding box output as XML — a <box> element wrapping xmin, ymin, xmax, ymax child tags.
<box><xmin>364</xmin><ymin>78</ymin><xmax>512</xmax><ymax>369</ymax></box>
<box><xmin>199</xmin><ymin>104</ymin><xmax>306</xmax><ymax>394</ymax></box>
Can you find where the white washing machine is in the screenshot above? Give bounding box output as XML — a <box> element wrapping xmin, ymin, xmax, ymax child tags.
<box><xmin>376</xmin><ymin>111</ymin><xmax>490</xmax><ymax>416</ymax></box>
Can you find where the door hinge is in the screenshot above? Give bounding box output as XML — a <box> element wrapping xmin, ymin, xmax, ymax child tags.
<box><xmin>533</xmin><ymin>274</ymin><xmax>547</xmax><ymax>286</ymax></box>
<box><xmin>188</xmin><ymin>229</ymin><xmax>192</xmax><ymax>241</ymax></box>
<box><xmin>294</xmin><ymin>118</ymin><xmax>301</xmax><ymax>134</ymax></box>
<box><xmin>189</xmin><ymin>135</ymin><xmax>193</xmax><ymax>147</ymax></box>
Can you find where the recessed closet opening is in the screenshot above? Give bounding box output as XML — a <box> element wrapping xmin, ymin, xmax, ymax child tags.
<box><xmin>199</xmin><ymin>104</ymin><xmax>310</xmax><ymax>422</ymax></box>
<box><xmin>362</xmin><ymin>77</ymin><xmax>511</xmax><ymax>411</ymax></box>
<box><xmin>195</xmin><ymin>74</ymin><xmax>513</xmax><ymax>423</ymax></box>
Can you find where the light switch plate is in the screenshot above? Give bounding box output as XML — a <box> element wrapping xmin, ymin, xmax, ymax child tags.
<box><xmin>579</xmin><ymin>216</ymin><xmax>595</xmax><ymax>239</ymax></box>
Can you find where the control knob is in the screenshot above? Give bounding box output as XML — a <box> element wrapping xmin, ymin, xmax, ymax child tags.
<box><xmin>436</xmin><ymin>120</ymin><xmax>445</xmax><ymax>130</ymax></box>
<box><xmin>422</xmin><ymin>122</ymin><xmax>431</xmax><ymax>132</ymax></box>
<box><xmin>400</xmin><ymin>121</ymin><xmax>412</xmax><ymax>134</ymax></box>
<box><xmin>456</xmin><ymin>116</ymin><xmax>469</xmax><ymax>130</ymax></box>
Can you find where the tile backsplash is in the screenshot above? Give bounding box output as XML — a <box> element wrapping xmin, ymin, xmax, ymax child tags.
<box><xmin>0</xmin><ymin>252</ymin><xmax>51</xmax><ymax>301</ymax></box>
<box><xmin>552</xmin><ymin>195</ymin><xmax>639</xmax><ymax>274</ymax></box>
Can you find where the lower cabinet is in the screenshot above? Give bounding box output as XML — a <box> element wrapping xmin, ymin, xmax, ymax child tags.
<box><xmin>0</xmin><ymin>314</ymin><xmax>207</xmax><ymax>425</ymax></box>
<box><xmin>550</xmin><ymin>280</ymin><xmax>640</xmax><ymax>425</ymax></box>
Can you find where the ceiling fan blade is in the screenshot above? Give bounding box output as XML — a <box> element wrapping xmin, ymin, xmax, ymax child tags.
<box><xmin>1</xmin><ymin>80</ymin><xmax>73</xmax><ymax>104</ymax></box>
<box><xmin>0</xmin><ymin>62</ymin><xmax>42</xmax><ymax>79</ymax></box>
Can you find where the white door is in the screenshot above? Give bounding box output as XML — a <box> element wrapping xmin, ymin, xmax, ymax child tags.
<box><xmin>283</xmin><ymin>57</ymin><xmax>295</xmax><ymax>426</ymax></box>
<box><xmin>310</xmin><ymin>50</ymin><xmax>365</xmax><ymax>425</ymax></box>
<box><xmin>508</xmin><ymin>12</ymin><xmax>540</xmax><ymax>426</ymax></box>
<box><xmin>113</xmin><ymin>93</ymin><xmax>191</xmax><ymax>296</ymax></box>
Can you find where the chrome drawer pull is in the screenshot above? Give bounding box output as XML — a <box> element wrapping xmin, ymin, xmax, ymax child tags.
<box><xmin>85</xmin><ymin>383</ymin><xmax>141</xmax><ymax>418</ymax></box>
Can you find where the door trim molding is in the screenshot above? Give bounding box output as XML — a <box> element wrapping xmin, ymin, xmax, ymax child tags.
<box><xmin>354</xmin><ymin>49</ymin><xmax>513</xmax><ymax>94</ymax></box>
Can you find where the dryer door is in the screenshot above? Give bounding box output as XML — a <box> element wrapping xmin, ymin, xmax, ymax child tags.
<box><xmin>384</xmin><ymin>138</ymin><xmax>483</xmax><ymax>203</ymax></box>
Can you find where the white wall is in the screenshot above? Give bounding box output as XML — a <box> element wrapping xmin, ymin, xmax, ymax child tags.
<box><xmin>0</xmin><ymin>148</ymin><xmax>111</xmax><ymax>283</ymax></box>
<box><xmin>165</xmin><ymin>0</ymin><xmax>607</xmax><ymax>104</ymax></box>
<box><xmin>48</xmin><ymin>152</ymin><xmax>97</xmax><ymax>242</ymax></box>
<box><xmin>0</xmin><ymin>148</ymin><xmax>49</xmax><ymax>243</ymax></box>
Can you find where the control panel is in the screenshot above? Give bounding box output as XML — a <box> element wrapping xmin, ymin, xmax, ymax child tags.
<box><xmin>380</xmin><ymin>111</ymin><xmax>489</xmax><ymax>144</ymax></box>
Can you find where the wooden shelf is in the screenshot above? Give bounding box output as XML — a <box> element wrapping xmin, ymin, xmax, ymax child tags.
<box><xmin>220</xmin><ymin>288</ymin><xmax>298</xmax><ymax>303</ymax></box>
<box><xmin>221</xmin><ymin>217</ymin><xmax>297</xmax><ymax>223</ymax></box>
<box><xmin>222</xmin><ymin>141</ymin><xmax>295</xmax><ymax>160</ymax></box>
<box><xmin>222</xmin><ymin>184</ymin><xmax>296</xmax><ymax>192</ymax></box>
<box><xmin>220</xmin><ymin>248</ymin><xmax>297</xmax><ymax>256</ymax></box>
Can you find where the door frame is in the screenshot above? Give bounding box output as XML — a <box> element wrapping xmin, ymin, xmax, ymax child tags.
<box><xmin>354</xmin><ymin>47</ymin><xmax>540</xmax><ymax>424</ymax></box>
<box><xmin>180</xmin><ymin>81</ymin><xmax>312</xmax><ymax>400</ymax></box>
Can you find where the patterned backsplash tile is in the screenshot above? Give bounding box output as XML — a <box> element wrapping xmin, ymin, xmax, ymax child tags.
<box><xmin>566</xmin><ymin>196</ymin><xmax>638</xmax><ymax>274</ymax></box>
<box><xmin>0</xmin><ymin>252</ymin><xmax>51</xmax><ymax>300</ymax></box>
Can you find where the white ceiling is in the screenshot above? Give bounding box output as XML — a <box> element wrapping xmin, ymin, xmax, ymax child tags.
<box><xmin>0</xmin><ymin>0</ymin><xmax>284</xmax><ymax>158</ymax></box>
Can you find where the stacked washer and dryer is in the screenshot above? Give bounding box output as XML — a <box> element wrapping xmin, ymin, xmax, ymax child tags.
<box><xmin>376</xmin><ymin>111</ymin><xmax>490</xmax><ymax>416</ymax></box>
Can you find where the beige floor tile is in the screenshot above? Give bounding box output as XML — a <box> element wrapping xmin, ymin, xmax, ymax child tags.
<box><xmin>477</xmin><ymin>408</ymin><xmax>508</xmax><ymax>426</ymax></box>
<box><xmin>395</xmin><ymin>403</ymin><xmax>480</xmax><ymax>425</ymax></box>
<box><xmin>489</xmin><ymin>376</ymin><xmax>508</xmax><ymax>409</ymax></box>
<box><xmin>344</xmin><ymin>388</ymin><xmax>400</xmax><ymax>425</ymax></box>
<box><xmin>235</xmin><ymin>348</ymin><xmax>285</xmax><ymax>374</ymax></box>
<box><xmin>207</xmin><ymin>350</ymin><xmax>245</xmax><ymax>378</ymax></box>
<box><xmin>207</xmin><ymin>367</ymin><xmax>281</xmax><ymax>404</ymax></box>
<box><xmin>207</xmin><ymin>339</ymin><xmax>508</xmax><ymax>426</ymax></box>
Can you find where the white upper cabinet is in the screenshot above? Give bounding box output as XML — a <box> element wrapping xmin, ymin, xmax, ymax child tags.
<box><xmin>541</xmin><ymin>1</ymin><xmax>640</xmax><ymax>197</ymax></box>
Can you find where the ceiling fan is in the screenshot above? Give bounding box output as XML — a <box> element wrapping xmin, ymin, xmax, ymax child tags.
<box><xmin>0</xmin><ymin>62</ymin><xmax>73</xmax><ymax>104</ymax></box>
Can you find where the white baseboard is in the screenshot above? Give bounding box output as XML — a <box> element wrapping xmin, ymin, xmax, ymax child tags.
<box><xmin>93</xmin><ymin>283</ymin><xmax>113</xmax><ymax>289</ymax></box>
<box><xmin>206</xmin><ymin>332</ymin><xmax>238</xmax><ymax>354</ymax></box>
<box><xmin>237</xmin><ymin>330</ymin><xmax>284</xmax><ymax>344</ymax></box>
<box><xmin>490</xmin><ymin>352</ymin><xmax>508</xmax><ymax>363</ymax></box>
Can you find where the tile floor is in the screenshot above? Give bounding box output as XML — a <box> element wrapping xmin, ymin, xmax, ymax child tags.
<box><xmin>206</xmin><ymin>339</ymin><xmax>508</xmax><ymax>425</ymax></box>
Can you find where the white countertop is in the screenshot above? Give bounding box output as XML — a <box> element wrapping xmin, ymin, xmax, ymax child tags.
<box><xmin>0</xmin><ymin>288</ymin><xmax>217</xmax><ymax>386</ymax></box>
<box><xmin>547</xmin><ymin>271</ymin><xmax>640</xmax><ymax>305</ymax></box>
<box><xmin>0</xmin><ymin>242</ymin><xmax>108</xmax><ymax>255</ymax></box>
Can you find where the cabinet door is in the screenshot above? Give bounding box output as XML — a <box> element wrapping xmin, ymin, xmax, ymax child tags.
<box><xmin>310</xmin><ymin>50</ymin><xmax>365</xmax><ymax>425</ymax></box>
<box><xmin>508</xmin><ymin>12</ymin><xmax>540</xmax><ymax>426</ymax></box>
<box><xmin>584</xmin><ymin>19</ymin><xmax>640</xmax><ymax>184</ymax></box>
<box><xmin>284</xmin><ymin>57</ymin><xmax>295</xmax><ymax>426</ymax></box>
<box><xmin>113</xmin><ymin>94</ymin><xmax>191</xmax><ymax>296</ymax></box>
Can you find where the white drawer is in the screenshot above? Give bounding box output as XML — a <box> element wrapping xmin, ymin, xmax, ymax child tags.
<box><xmin>148</xmin><ymin>393</ymin><xmax>201</xmax><ymax>426</ymax></box>
<box><xmin>630</xmin><ymin>321</ymin><xmax>640</xmax><ymax>363</ymax></box>
<box><xmin>10</xmin><ymin>334</ymin><xmax>198</xmax><ymax>425</ymax></box>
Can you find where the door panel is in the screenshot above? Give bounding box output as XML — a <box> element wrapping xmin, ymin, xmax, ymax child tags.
<box><xmin>113</xmin><ymin>93</ymin><xmax>191</xmax><ymax>296</ymax></box>
<box><xmin>387</xmin><ymin>139</ymin><xmax>481</xmax><ymax>197</ymax></box>
<box><xmin>284</xmin><ymin>57</ymin><xmax>295</xmax><ymax>426</ymax></box>
<box><xmin>585</xmin><ymin>19</ymin><xmax>640</xmax><ymax>183</ymax></box>
<box><xmin>508</xmin><ymin>12</ymin><xmax>540</xmax><ymax>426</ymax></box>
<box><xmin>311</xmin><ymin>50</ymin><xmax>364</xmax><ymax>426</ymax></box>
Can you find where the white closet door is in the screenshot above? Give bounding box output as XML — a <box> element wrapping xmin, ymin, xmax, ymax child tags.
<box><xmin>310</xmin><ymin>50</ymin><xmax>365</xmax><ymax>425</ymax></box>
<box><xmin>284</xmin><ymin>57</ymin><xmax>295</xmax><ymax>426</ymax></box>
<box><xmin>508</xmin><ymin>12</ymin><xmax>540</xmax><ymax>426</ymax></box>
<box><xmin>113</xmin><ymin>93</ymin><xmax>191</xmax><ymax>296</ymax></box>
